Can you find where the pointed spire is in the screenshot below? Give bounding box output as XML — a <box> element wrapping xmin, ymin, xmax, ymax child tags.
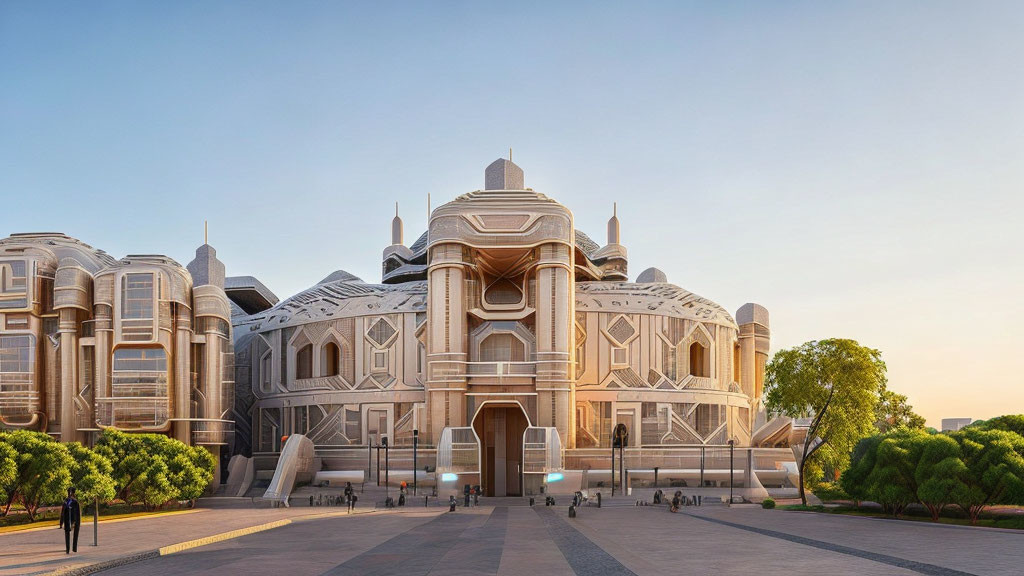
<box><xmin>391</xmin><ymin>202</ymin><xmax>404</xmax><ymax>246</ymax></box>
<box><xmin>607</xmin><ymin>202</ymin><xmax>621</xmax><ymax>245</ymax></box>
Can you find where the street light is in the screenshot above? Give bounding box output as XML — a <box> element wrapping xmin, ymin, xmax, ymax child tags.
<box><xmin>413</xmin><ymin>429</ymin><xmax>419</xmax><ymax>496</ymax></box>
<box><xmin>728</xmin><ymin>439</ymin><xmax>735</xmax><ymax>507</ymax></box>
<box><xmin>383</xmin><ymin>436</ymin><xmax>390</xmax><ymax>498</ymax></box>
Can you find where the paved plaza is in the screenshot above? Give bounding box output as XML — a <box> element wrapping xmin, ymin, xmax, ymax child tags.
<box><xmin>4</xmin><ymin>500</ymin><xmax>1021</xmax><ymax>576</ymax></box>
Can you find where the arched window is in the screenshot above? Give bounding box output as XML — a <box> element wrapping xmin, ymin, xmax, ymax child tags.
<box><xmin>321</xmin><ymin>342</ymin><xmax>340</xmax><ymax>377</ymax></box>
<box><xmin>689</xmin><ymin>342</ymin><xmax>707</xmax><ymax>378</ymax></box>
<box><xmin>296</xmin><ymin>344</ymin><xmax>313</xmax><ymax>380</ymax></box>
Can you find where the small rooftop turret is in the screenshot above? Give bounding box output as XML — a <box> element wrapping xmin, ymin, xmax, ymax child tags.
<box><xmin>484</xmin><ymin>157</ymin><xmax>524</xmax><ymax>190</ymax></box>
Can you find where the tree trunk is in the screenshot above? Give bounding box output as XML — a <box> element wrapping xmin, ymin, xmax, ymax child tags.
<box><xmin>798</xmin><ymin>460</ymin><xmax>807</xmax><ymax>506</ymax></box>
<box><xmin>22</xmin><ymin>495</ymin><xmax>36</xmax><ymax>521</ymax></box>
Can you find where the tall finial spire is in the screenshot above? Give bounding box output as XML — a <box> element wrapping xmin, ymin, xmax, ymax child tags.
<box><xmin>509</xmin><ymin>148</ymin><xmax>512</xmax><ymax>162</ymax></box>
<box><xmin>391</xmin><ymin>201</ymin><xmax>404</xmax><ymax>246</ymax></box>
<box><xmin>204</xmin><ymin>220</ymin><xmax>208</xmax><ymax>245</ymax></box>
<box><xmin>607</xmin><ymin>202</ymin><xmax>621</xmax><ymax>245</ymax></box>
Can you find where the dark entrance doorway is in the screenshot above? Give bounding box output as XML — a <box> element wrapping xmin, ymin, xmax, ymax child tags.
<box><xmin>472</xmin><ymin>404</ymin><xmax>529</xmax><ymax>497</ymax></box>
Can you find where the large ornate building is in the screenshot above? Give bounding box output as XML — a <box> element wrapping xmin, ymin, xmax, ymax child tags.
<box><xmin>0</xmin><ymin>233</ymin><xmax>234</xmax><ymax>462</ymax></box>
<box><xmin>230</xmin><ymin>159</ymin><xmax>790</xmax><ymax>497</ymax></box>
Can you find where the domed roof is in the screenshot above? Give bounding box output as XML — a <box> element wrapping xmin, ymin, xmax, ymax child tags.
<box><xmin>636</xmin><ymin>267</ymin><xmax>667</xmax><ymax>283</ymax></box>
<box><xmin>575</xmin><ymin>281</ymin><xmax>737</xmax><ymax>328</ymax></box>
<box><xmin>236</xmin><ymin>277</ymin><xmax>427</xmax><ymax>331</ymax></box>
<box><xmin>317</xmin><ymin>270</ymin><xmax>363</xmax><ymax>285</ymax></box>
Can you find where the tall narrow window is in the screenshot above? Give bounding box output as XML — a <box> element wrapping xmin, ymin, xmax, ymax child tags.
<box><xmin>295</xmin><ymin>344</ymin><xmax>313</xmax><ymax>380</ymax></box>
<box><xmin>121</xmin><ymin>274</ymin><xmax>154</xmax><ymax>319</ymax></box>
<box><xmin>321</xmin><ymin>342</ymin><xmax>340</xmax><ymax>377</ymax></box>
<box><xmin>260</xmin><ymin>351</ymin><xmax>273</xmax><ymax>393</ymax></box>
<box><xmin>733</xmin><ymin>344</ymin><xmax>741</xmax><ymax>382</ymax></box>
<box><xmin>689</xmin><ymin>342</ymin><xmax>707</xmax><ymax>377</ymax></box>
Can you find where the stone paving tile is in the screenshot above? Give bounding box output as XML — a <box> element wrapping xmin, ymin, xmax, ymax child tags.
<box><xmin>568</xmin><ymin>507</ymin><xmax>921</xmax><ymax>576</ymax></box>
<box><xmin>0</xmin><ymin>505</ymin><xmax>369</xmax><ymax>576</ymax></box>
<box><xmin>322</xmin><ymin>511</ymin><xmax>485</xmax><ymax>576</ymax></box>
<box><xmin>96</xmin><ymin>512</ymin><xmax>443</xmax><ymax>576</ymax></box>
<box><xmin>534</xmin><ymin>507</ymin><xmax>635</xmax><ymax>576</ymax></box>
<box><xmin>31</xmin><ymin>500</ymin><xmax>1023</xmax><ymax>576</ymax></box>
<box><xmin>496</xmin><ymin>507</ymin><xmax>573</xmax><ymax>576</ymax></box>
<box><xmin>691</xmin><ymin>507</ymin><xmax>1024</xmax><ymax>576</ymax></box>
<box><xmin>430</xmin><ymin>507</ymin><xmax>508</xmax><ymax>576</ymax></box>
<box><xmin>690</xmin><ymin>513</ymin><xmax>978</xmax><ymax>576</ymax></box>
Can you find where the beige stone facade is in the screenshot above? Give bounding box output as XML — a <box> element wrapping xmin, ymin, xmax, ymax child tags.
<box><xmin>232</xmin><ymin>159</ymin><xmax>791</xmax><ymax>497</ymax></box>
<box><xmin>0</xmin><ymin>233</ymin><xmax>234</xmax><ymax>454</ymax></box>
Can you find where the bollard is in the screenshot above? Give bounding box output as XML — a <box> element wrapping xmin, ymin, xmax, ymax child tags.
<box><xmin>425</xmin><ymin>495</ymin><xmax>429</xmax><ymax>507</ymax></box>
<box><xmin>569</xmin><ymin>504</ymin><xmax>576</xmax><ymax>518</ymax></box>
<box><xmin>597</xmin><ymin>492</ymin><xmax>602</xmax><ymax>508</ymax></box>
<box><xmin>529</xmin><ymin>497</ymin><xmax>535</xmax><ymax>507</ymax></box>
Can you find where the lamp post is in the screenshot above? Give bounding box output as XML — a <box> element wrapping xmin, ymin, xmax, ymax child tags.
<box><xmin>728</xmin><ymin>439</ymin><xmax>734</xmax><ymax>507</ymax></box>
<box><xmin>610</xmin><ymin>435</ymin><xmax>616</xmax><ymax>497</ymax></box>
<box><xmin>413</xmin><ymin>429</ymin><xmax>419</xmax><ymax>496</ymax></box>
<box><xmin>383</xmin><ymin>436</ymin><xmax>390</xmax><ymax>498</ymax></box>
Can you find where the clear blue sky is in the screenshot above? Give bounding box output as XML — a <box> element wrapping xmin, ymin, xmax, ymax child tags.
<box><xmin>2</xmin><ymin>2</ymin><xmax>1022</xmax><ymax>427</ymax></box>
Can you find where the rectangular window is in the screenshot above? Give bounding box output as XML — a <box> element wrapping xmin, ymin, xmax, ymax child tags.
<box><xmin>0</xmin><ymin>335</ymin><xmax>34</xmax><ymax>374</ymax></box>
<box><xmin>4</xmin><ymin>314</ymin><xmax>28</xmax><ymax>330</ymax></box>
<box><xmin>372</xmin><ymin>349</ymin><xmax>387</xmax><ymax>372</ymax></box>
<box><xmin>121</xmin><ymin>273</ymin><xmax>154</xmax><ymax>320</ymax></box>
<box><xmin>112</xmin><ymin>348</ymin><xmax>167</xmax><ymax>372</ymax></box>
<box><xmin>0</xmin><ymin>260</ymin><xmax>28</xmax><ymax>309</ymax></box>
<box><xmin>0</xmin><ymin>260</ymin><xmax>27</xmax><ymax>293</ymax></box>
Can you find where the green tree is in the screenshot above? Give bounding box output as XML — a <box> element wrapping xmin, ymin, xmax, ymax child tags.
<box><xmin>950</xmin><ymin>427</ymin><xmax>1024</xmax><ymax>524</ymax></box>
<box><xmin>65</xmin><ymin>442</ymin><xmax>117</xmax><ymax>505</ymax></box>
<box><xmin>95</xmin><ymin>429</ymin><xmax>151</xmax><ymax>503</ymax></box>
<box><xmin>137</xmin><ymin>458</ymin><xmax>174</xmax><ymax>510</ymax></box>
<box><xmin>166</xmin><ymin>443</ymin><xmax>215</xmax><ymax>506</ymax></box>
<box><xmin>915</xmin><ymin>433</ymin><xmax>966</xmax><ymax>521</ymax></box>
<box><xmin>874</xmin><ymin>385</ymin><xmax>926</xmax><ymax>433</ymax></box>
<box><xmin>971</xmin><ymin>415</ymin><xmax>1024</xmax><ymax>437</ymax></box>
<box><xmin>866</xmin><ymin>430</ymin><xmax>928</xmax><ymax>517</ymax></box>
<box><xmin>840</xmin><ymin>434</ymin><xmax>884</xmax><ymax>506</ymax></box>
<box><xmin>95</xmin><ymin>430</ymin><xmax>212</xmax><ymax>509</ymax></box>
<box><xmin>0</xmin><ymin>430</ymin><xmax>73</xmax><ymax>520</ymax></box>
<box><xmin>0</xmin><ymin>441</ymin><xmax>16</xmax><ymax>507</ymax></box>
<box><xmin>765</xmin><ymin>339</ymin><xmax>887</xmax><ymax>505</ymax></box>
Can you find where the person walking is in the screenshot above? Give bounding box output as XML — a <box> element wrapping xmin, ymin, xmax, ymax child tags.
<box><xmin>343</xmin><ymin>482</ymin><xmax>353</xmax><ymax>506</ymax></box>
<box><xmin>58</xmin><ymin>487</ymin><xmax>81</xmax><ymax>554</ymax></box>
<box><xmin>348</xmin><ymin>492</ymin><xmax>358</xmax><ymax>514</ymax></box>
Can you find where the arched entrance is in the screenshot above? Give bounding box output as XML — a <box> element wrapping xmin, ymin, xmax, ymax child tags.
<box><xmin>471</xmin><ymin>402</ymin><xmax>529</xmax><ymax>496</ymax></box>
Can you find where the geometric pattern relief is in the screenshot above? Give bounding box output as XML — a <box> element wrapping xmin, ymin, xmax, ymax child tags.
<box><xmin>606</xmin><ymin>314</ymin><xmax>635</xmax><ymax>346</ymax></box>
<box><xmin>366</xmin><ymin>317</ymin><xmax>397</xmax><ymax>348</ymax></box>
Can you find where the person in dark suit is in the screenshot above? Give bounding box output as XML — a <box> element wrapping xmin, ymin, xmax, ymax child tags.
<box><xmin>59</xmin><ymin>487</ymin><xmax>81</xmax><ymax>554</ymax></box>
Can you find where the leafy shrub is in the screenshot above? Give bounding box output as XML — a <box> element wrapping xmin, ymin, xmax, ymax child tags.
<box><xmin>761</xmin><ymin>497</ymin><xmax>776</xmax><ymax>509</ymax></box>
<box><xmin>812</xmin><ymin>482</ymin><xmax>850</xmax><ymax>502</ymax></box>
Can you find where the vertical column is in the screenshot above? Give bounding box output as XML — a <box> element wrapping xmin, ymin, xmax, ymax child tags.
<box><xmin>58</xmin><ymin>308</ymin><xmax>79</xmax><ymax>443</ymax></box>
<box><xmin>93</xmin><ymin>304</ymin><xmax>112</xmax><ymax>423</ymax></box>
<box><xmin>534</xmin><ymin>243</ymin><xmax>573</xmax><ymax>444</ymax></box>
<box><xmin>174</xmin><ymin>304</ymin><xmax>192</xmax><ymax>444</ymax></box>
<box><xmin>426</xmin><ymin>243</ymin><xmax>467</xmax><ymax>444</ymax></box>
<box><xmin>736</xmin><ymin>303</ymin><xmax>770</xmax><ymax>425</ymax></box>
